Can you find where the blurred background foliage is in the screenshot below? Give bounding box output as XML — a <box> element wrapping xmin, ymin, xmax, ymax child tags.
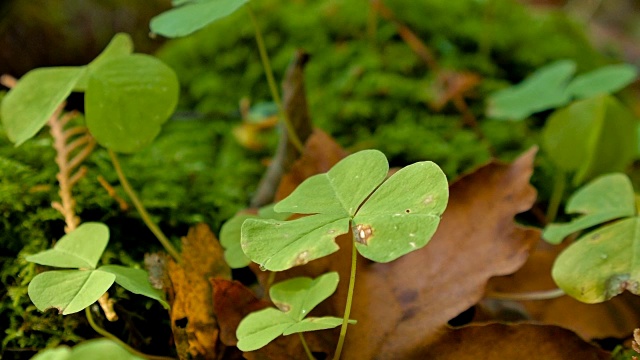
<box><xmin>0</xmin><ymin>0</ymin><xmax>637</xmax><ymax>358</ymax></box>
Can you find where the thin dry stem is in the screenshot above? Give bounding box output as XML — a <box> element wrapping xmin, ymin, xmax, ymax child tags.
<box><xmin>97</xmin><ymin>175</ymin><xmax>129</xmax><ymax>211</ymax></box>
<box><xmin>66</xmin><ymin>134</ymin><xmax>92</xmax><ymax>154</ymax></box>
<box><xmin>62</xmin><ymin>126</ymin><xmax>88</xmax><ymax>139</ymax></box>
<box><xmin>48</xmin><ymin>109</ymin><xmax>96</xmax><ymax>233</ymax></box>
<box><xmin>68</xmin><ymin>167</ymin><xmax>88</xmax><ymax>187</ymax></box>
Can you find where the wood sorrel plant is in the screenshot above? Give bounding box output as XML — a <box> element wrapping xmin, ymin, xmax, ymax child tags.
<box><xmin>234</xmin><ymin>149</ymin><xmax>449</xmax><ymax>358</ymax></box>
<box><xmin>26</xmin><ymin>222</ymin><xmax>168</xmax><ymax>315</ymax></box>
<box><xmin>1</xmin><ymin>32</ymin><xmax>178</xmax><ymax>358</ymax></box>
<box><xmin>543</xmin><ymin>173</ymin><xmax>640</xmax><ymax>303</ymax></box>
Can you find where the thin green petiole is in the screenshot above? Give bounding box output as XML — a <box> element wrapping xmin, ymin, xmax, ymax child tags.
<box><xmin>108</xmin><ymin>149</ymin><xmax>181</xmax><ymax>263</ymax></box>
<box><xmin>85</xmin><ymin>307</ymin><xmax>175</xmax><ymax>360</ymax></box>
<box><xmin>246</xmin><ymin>5</ymin><xmax>305</xmax><ymax>154</ymax></box>
<box><xmin>299</xmin><ymin>333</ymin><xmax>315</xmax><ymax>360</ymax></box>
<box><xmin>546</xmin><ymin>171</ymin><xmax>566</xmax><ymax>224</ymax></box>
<box><xmin>485</xmin><ymin>288</ymin><xmax>565</xmax><ymax>301</ymax></box>
<box><xmin>333</xmin><ymin>240</ymin><xmax>358</xmax><ymax>360</ymax></box>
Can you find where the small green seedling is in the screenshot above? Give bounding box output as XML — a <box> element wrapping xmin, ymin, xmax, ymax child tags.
<box><xmin>1</xmin><ymin>33</ymin><xmax>179</xmax><ymax>153</ymax></box>
<box><xmin>236</xmin><ymin>272</ymin><xmax>354</xmax><ymax>352</ymax></box>
<box><xmin>241</xmin><ymin>149</ymin><xmax>449</xmax><ymax>271</ymax></box>
<box><xmin>545</xmin><ymin>173</ymin><xmax>640</xmax><ymax>303</ymax></box>
<box><xmin>27</xmin><ymin>222</ymin><xmax>168</xmax><ymax>315</ymax></box>
<box><xmin>31</xmin><ymin>338</ymin><xmax>143</xmax><ymax>360</ymax></box>
<box><xmin>221</xmin><ymin>205</ymin><xmax>292</xmax><ymax>268</ymax></box>
<box><xmin>486</xmin><ymin>60</ymin><xmax>637</xmax><ymax>121</ymax></box>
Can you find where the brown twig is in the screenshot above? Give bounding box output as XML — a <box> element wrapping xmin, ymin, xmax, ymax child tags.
<box><xmin>97</xmin><ymin>175</ymin><xmax>129</xmax><ymax>211</ymax></box>
<box><xmin>371</xmin><ymin>0</ymin><xmax>438</xmax><ymax>71</ymax></box>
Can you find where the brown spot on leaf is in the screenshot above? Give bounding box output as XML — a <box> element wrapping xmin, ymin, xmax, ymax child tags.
<box><xmin>353</xmin><ymin>224</ymin><xmax>373</xmax><ymax>245</ymax></box>
<box><xmin>294</xmin><ymin>251</ymin><xmax>310</xmax><ymax>266</ymax></box>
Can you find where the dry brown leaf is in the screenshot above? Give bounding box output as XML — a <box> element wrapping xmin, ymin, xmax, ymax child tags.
<box><xmin>255</xmin><ymin>147</ymin><xmax>541</xmax><ymax>359</ymax></box>
<box><xmin>168</xmin><ymin>223</ymin><xmax>231</xmax><ymax>360</ymax></box>
<box><xmin>487</xmin><ymin>241</ymin><xmax>640</xmax><ymax>340</ymax></box>
<box><xmin>420</xmin><ymin>323</ymin><xmax>609</xmax><ymax>360</ymax></box>
<box><xmin>212</xmin><ymin>279</ymin><xmax>271</xmax><ymax>346</ymax></box>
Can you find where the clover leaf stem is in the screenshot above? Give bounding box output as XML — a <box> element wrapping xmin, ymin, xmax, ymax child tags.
<box><xmin>333</xmin><ymin>240</ymin><xmax>358</xmax><ymax>360</ymax></box>
<box><xmin>246</xmin><ymin>5</ymin><xmax>305</xmax><ymax>153</ymax></box>
<box><xmin>299</xmin><ymin>333</ymin><xmax>316</xmax><ymax>360</ymax></box>
<box><xmin>85</xmin><ymin>307</ymin><xmax>176</xmax><ymax>360</ymax></box>
<box><xmin>485</xmin><ymin>288</ymin><xmax>565</xmax><ymax>301</ymax></box>
<box><xmin>265</xmin><ymin>271</ymin><xmax>277</xmax><ymax>295</ymax></box>
<box><xmin>108</xmin><ymin>149</ymin><xmax>181</xmax><ymax>262</ymax></box>
<box><xmin>546</xmin><ymin>171</ymin><xmax>566</xmax><ymax>223</ymax></box>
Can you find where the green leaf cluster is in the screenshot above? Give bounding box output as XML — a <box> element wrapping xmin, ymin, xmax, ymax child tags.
<box><xmin>546</xmin><ymin>173</ymin><xmax>640</xmax><ymax>303</ymax></box>
<box><xmin>27</xmin><ymin>223</ymin><xmax>168</xmax><ymax>315</ymax></box>
<box><xmin>236</xmin><ymin>272</ymin><xmax>353</xmax><ymax>351</ymax></box>
<box><xmin>1</xmin><ymin>33</ymin><xmax>179</xmax><ymax>153</ymax></box>
<box><xmin>487</xmin><ymin>60</ymin><xmax>637</xmax><ymax>120</ymax></box>
<box><xmin>242</xmin><ymin>150</ymin><xmax>448</xmax><ymax>271</ymax></box>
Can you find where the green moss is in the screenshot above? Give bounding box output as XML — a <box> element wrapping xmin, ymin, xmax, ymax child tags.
<box><xmin>156</xmin><ymin>0</ymin><xmax>605</xmax><ymax>173</ymax></box>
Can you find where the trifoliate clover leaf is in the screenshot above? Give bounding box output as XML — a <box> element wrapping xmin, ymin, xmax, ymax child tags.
<box><xmin>241</xmin><ymin>149</ymin><xmax>448</xmax><ymax>271</ymax></box>
<box><xmin>487</xmin><ymin>61</ymin><xmax>637</xmax><ymax>121</ymax></box>
<box><xmin>236</xmin><ymin>272</ymin><xmax>353</xmax><ymax>351</ymax></box>
<box><xmin>26</xmin><ymin>222</ymin><xmax>168</xmax><ymax>314</ymax></box>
